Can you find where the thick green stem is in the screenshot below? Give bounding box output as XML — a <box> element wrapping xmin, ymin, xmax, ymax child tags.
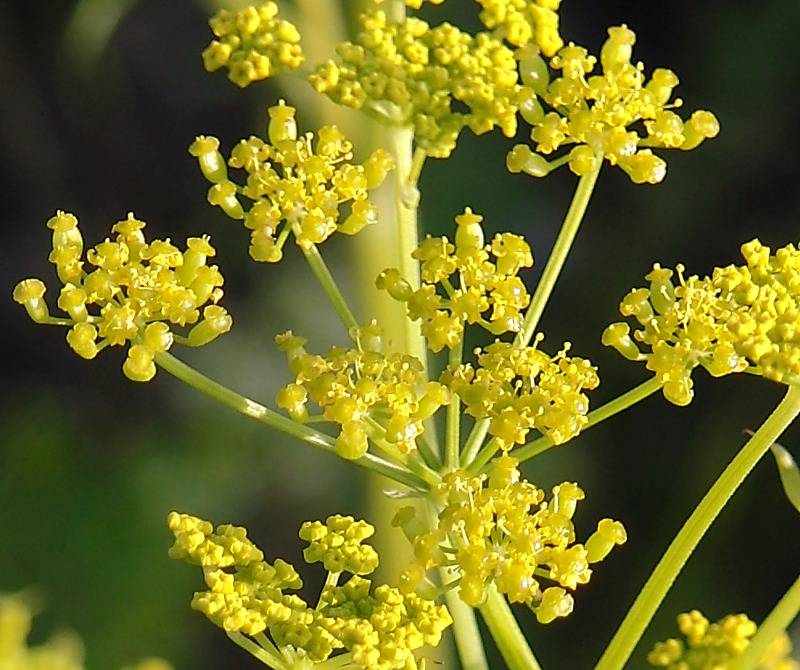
<box><xmin>301</xmin><ymin>242</ymin><xmax>359</xmax><ymax>331</ymax></box>
<box><xmin>731</xmin><ymin>572</ymin><xmax>800</xmax><ymax>670</ymax></box>
<box><xmin>594</xmin><ymin>384</ymin><xmax>800</xmax><ymax>670</ymax></box>
<box><xmin>479</xmin><ymin>584</ymin><xmax>543</xmax><ymax>670</ymax></box>
<box><xmin>516</xmin><ymin>161</ymin><xmax>602</xmax><ymax>349</ymax></box>
<box><xmin>154</xmin><ymin>351</ymin><xmax>427</xmax><ymax>490</ymax></box>
<box><xmin>514</xmin><ymin>377</ymin><xmax>663</xmax><ymax>464</ymax></box>
<box><xmin>389</xmin><ymin>125</ymin><xmax>427</xmax><ymax>371</ymax></box>
<box><xmin>442</xmin><ymin>586</ymin><xmax>490</xmax><ymax>670</ymax></box>
<box><xmin>423</xmin><ymin>496</ymin><xmax>489</xmax><ymax>670</ymax></box>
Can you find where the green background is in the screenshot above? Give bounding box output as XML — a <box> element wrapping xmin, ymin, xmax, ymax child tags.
<box><xmin>2</xmin><ymin>0</ymin><xmax>799</xmax><ymax>668</ymax></box>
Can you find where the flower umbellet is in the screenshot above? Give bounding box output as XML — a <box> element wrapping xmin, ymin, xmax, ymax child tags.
<box><xmin>167</xmin><ymin>512</ymin><xmax>451</xmax><ymax>670</ymax></box>
<box><xmin>13</xmin><ymin>211</ymin><xmax>231</xmax><ymax>382</ymax></box>
<box><xmin>189</xmin><ymin>100</ymin><xmax>395</xmax><ymax>263</ymax></box>
<box><xmin>392</xmin><ymin>455</ymin><xmax>626</xmax><ymax>623</ymax></box>
<box><xmin>603</xmin><ymin>239</ymin><xmax>800</xmax><ymax>406</ymax></box>
<box><xmin>647</xmin><ymin>610</ymin><xmax>799</xmax><ymax>670</ymax></box>
<box><xmin>14</xmin><ymin>0</ymin><xmax>800</xmax><ymax>670</ymax></box>
<box><xmin>508</xmin><ymin>24</ymin><xmax>720</xmax><ymax>183</ymax></box>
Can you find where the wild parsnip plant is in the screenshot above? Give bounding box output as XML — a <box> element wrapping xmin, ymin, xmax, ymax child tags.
<box><xmin>12</xmin><ymin>1</ymin><xmax>800</xmax><ymax>669</ymax></box>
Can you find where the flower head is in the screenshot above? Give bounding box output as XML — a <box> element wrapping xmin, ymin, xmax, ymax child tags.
<box><xmin>510</xmin><ymin>24</ymin><xmax>719</xmax><ymax>183</ymax></box>
<box><xmin>191</xmin><ymin>101</ymin><xmax>394</xmax><ymax>262</ymax></box>
<box><xmin>201</xmin><ymin>2</ymin><xmax>304</xmax><ymax>88</ymax></box>
<box><xmin>378</xmin><ymin>208</ymin><xmax>535</xmax><ymax>352</ymax></box>
<box><xmin>443</xmin><ymin>338</ymin><xmax>599</xmax><ymax>448</ymax></box>
<box><xmin>393</xmin><ymin>455</ymin><xmax>625</xmax><ymax>621</ymax></box>
<box><xmin>14</xmin><ymin>211</ymin><xmax>231</xmax><ymax>382</ymax></box>
<box><xmin>604</xmin><ymin>240</ymin><xmax>800</xmax><ymax>405</ymax></box>
<box><xmin>309</xmin><ymin>11</ymin><xmax>522</xmax><ymax>158</ymax></box>
<box><xmin>168</xmin><ymin>512</ymin><xmax>451</xmax><ymax>670</ymax></box>
<box><xmin>647</xmin><ymin>610</ymin><xmax>799</xmax><ymax>670</ymax></box>
<box><xmin>275</xmin><ymin>323</ymin><xmax>444</xmax><ymax>460</ymax></box>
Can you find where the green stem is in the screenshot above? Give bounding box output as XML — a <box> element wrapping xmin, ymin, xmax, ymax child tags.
<box><xmin>227</xmin><ymin>632</ymin><xmax>286</xmax><ymax>670</ymax></box>
<box><xmin>479</xmin><ymin>584</ymin><xmax>543</xmax><ymax>670</ymax></box>
<box><xmin>731</xmin><ymin>572</ymin><xmax>800</xmax><ymax>670</ymax></box>
<box><xmin>514</xmin><ymin>377</ymin><xmax>663</xmax><ymax>464</ymax></box>
<box><xmin>446</xmin><ymin>339</ymin><xmax>464</xmax><ymax>470</ymax></box>
<box><xmin>389</xmin><ymin>125</ymin><xmax>427</xmax><ymax>370</ymax></box>
<box><xmin>423</xmin><ymin>498</ymin><xmax>489</xmax><ymax>670</ymax></box>
<box><xmin>460</xmin><ymin>417</ymin><xmax>491</xmax><ymax>469</ymax></box>
<box><xmin>301</xmin><ymin>242</ymin><xmax>359</xmax><ymax>331</ymax></box>
<box><xmin>442</xmin><ymin>585</ymin><xmax>490</xmax><ymax>670</ymax></box>
<box><xmin>594</xmin><ymin>384</ymin><xmax>800</xmax><ymax>670</ymax></box>
<box><xmin>516</xmin><ymin>160</ymin><xmax>602</xmax><ymax>349</ymax></box>
<box><xmin>155</xmin><ymin>351</ymin><xmax>427</xmax><ymax>490</ymax></box>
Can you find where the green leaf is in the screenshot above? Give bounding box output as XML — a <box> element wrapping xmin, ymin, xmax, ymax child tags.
<box><xmin>769</xmin><ymin>442</ymin><xmax>800</xmax><ymax>514</ymax></box>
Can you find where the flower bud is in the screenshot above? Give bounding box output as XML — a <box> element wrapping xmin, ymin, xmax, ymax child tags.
<box><xmin>601</xmin><ymin>322</ymin><xmax>642</xmax><ymax>361</ymax></box>
<box><xmin>506</xmin><ymin>144</ymin><xmax>550</xmax><ymax>177</ymax></box>
<box><xmin>454</xmin><ymin>208</ymin><xmax>484</xmax><ymax>251</ymax></box>
<box><xmin>335</xmin><ymin>419</ymin><xmax>369</xmax><ymax>460</ymax></box>
<box><xmin>267</xmin><ymin>100</ymin><xmax>297</xmax><ymax>145</ymax></box>
<box><xmin>375</xmin><ymin>268</ymin><xmax>412</xmax><ymax>301</ymax></box>
<box><xmin>362</xmin><ymin>148</ymin><xmax>394</xmax><ymax>189</ymax></box>
<box><xmin>13</xmin><ymin>278</ymin><xmax>49</xmax><ymax>323</ymax></box>
<box><xmin>600</xmin><ymin>25</ymin><xmax>636</xmax><ymax>71</ymax></box>
<box><xmin>585</xmin><ymin>519</ymin><xmax>627</xmax><ymax>563</ymax></box>
<box><xmin>66</xmin><ymin>322</ymin><xmax>98</xmax><ymax>359</ymax></box>
<box><xmin>517</xmin><ymin>87</ymin><xmax>545</xmax><ymax>126</ymax></box>
<box><xmin>187</xmin><ymin>305</ymin><xmax>232</xmax><ymax>346</ymax></box>
<box><xmin>516</xmin><ymin>45</ymin><xmax>549</xmax><ymax>96</ymax></box>
<box><xmin>189</xmin><ymin>136</ymin><xmax>228</xmax><ymax>183</ymax></box>
<box><xmin>123</xmin><ymin>344</ymin><xmax>156</xmax><ymax>382</ymax></box>
<box><xmin>207</xmin><ymin>180</ymin><xmax>244</xmax><ymax>219</ymax></box>
<box><xmin>57</xmin><ymin>284</ymin><xmax>88</xmax><ymax>322</ymax></box>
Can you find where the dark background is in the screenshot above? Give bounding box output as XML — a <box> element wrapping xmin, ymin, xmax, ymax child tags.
<box><xmin>2</xmin><ymin>0</ymin><xmax>799</xmax><ymax>668</ymax></box>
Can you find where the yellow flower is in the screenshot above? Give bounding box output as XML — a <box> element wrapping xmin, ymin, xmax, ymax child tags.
<box><xmin>14</xmin><ymin>212</ymin><xmax>231</xmax><ymax>382</ymax></box>
<box><xmin>604</xmin><ymin>240</ymin><xmax>800</xmax><ymax>405</ymax></box>
<box><xmin>511</xmin><ymin>24</ymin><xmax>719</xmax><ymax>183</ymax></box>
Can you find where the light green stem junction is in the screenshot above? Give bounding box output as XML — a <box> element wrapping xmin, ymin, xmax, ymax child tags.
<box><xmin>479</xmin><ymin>584</ymin><xmax>543</xmax><ymax>670</ymax></box>
<box><xmin>731</xmin><ymin>572</ymin><xmax>800</xmax><ymax>670</ymax></box>
<box><xmin>595</xmin><ymin>384</ymin><xmax>800</xmax><ymax>670</ymax></box>
<box><xmin>228</xmin><ymin>632</ymin><xmax>286</xmax><ymax>670</ymax></box>
<box><xmin>154</xmin><ymin>351</ymin><xmax>427</xmax><ymax>491</ymax></box>
<box><xmin>301</xmin><ymin>241</ymin><xmax>359</xmax><ymax>331</ymax></box>
<box><xmin>516</xmin><ymin>160</ymin><xmax>602</xmax><ymax>349</ymax></box>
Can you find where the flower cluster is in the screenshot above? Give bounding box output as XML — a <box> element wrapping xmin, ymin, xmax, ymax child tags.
<box><xmin>377</xmin><ymin>208</ymin><xmax>535</xmax><ymax>352</ymax></box>
<box><xmin>603</xmin><ymin>239</ymin><xmax>800</xmax><ymax>405</ymax></box>
<box><xmin>508</xmin><ymin>24</ymin><xmax>719</xmax><ymax>183</ymax></box>
<box><xmin>647</xmin><ymin>610</ymin><xmax>799</xmax><ymax>670</ymax></box>
<box><xmin>13</xmin><ymin>211</ymin><xmax>231</xmax><ymax>382</ymax></box>
<box><xmin>0</xmin><ymin>591</ymin><xmax>172</xmax><ymax>670</ymax></box>
<box><xmin>444</xmin><ymin>338</ymin><xmax>599</xmax><ymax>448</ymax></box>
<box><xmin>275</xmin><ymin>324</ymin><xmax>447</xmax><ymax>460</ymax></box>
<box><xmin>189</xmin><ymin>101</ymin><xmax>394</xmax><ymax>262</ymax></box>
<box><xmin>299</xmin><ymin>515</ymin><xmax>380</xmax><ymax>575</ymax></box>
<box><xmin>168</xmin><ymin>512</ymin><xmax>452</xmax><ymax>670</ymax></box>
<box><xmin>474</xmin><ymin>0</ymin><xmax>564</xmax><ymax>55</ymax></box>
<box><xmin>309</xmin><ymin>10</ymin><xmax>521</xmax><ymax>158</ymax></box>
<box><xmin>393</xmin><ymin>455</ymin><xmax>625</xmax><ymax>622</ymax></box>
<box><xmin>201</xmin><ymin>2</ymin><xmax>304</xmax><ymax>88</ymax></box>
